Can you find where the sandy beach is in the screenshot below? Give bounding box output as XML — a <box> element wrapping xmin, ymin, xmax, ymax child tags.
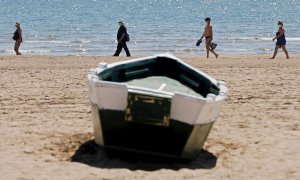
<box><xmin>0</xmin><ymin>54</ymin><xmax>299</xmax><ymax>179</ymax></box>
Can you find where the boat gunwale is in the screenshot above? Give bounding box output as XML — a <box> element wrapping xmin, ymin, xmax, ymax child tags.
<box><xmin>90</xmin><ymin>54</ymin><xmax>227</xmax><ymax>99</ymax></box>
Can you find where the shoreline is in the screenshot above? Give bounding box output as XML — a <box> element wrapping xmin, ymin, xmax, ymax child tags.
<box><xmin>0</xmin><ymin>55</ymin><xmax>299</xmax><ymax>179</ymax></box>
<box><xmin>0</xmin><ymin>53</ymin><xmax>298</xmax><ymax>59</ymax></box>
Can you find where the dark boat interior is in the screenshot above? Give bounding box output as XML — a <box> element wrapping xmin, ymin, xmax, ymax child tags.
<box><xmin>98</xmin><ymin>56</ymin><xmax>220</xmax><ymax>98</ymax></box>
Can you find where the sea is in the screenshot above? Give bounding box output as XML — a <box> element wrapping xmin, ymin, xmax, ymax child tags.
<box><xmin>0</xmin><ymin>0</ymin><xmax>299</xmax><ymax>56</ymax></box>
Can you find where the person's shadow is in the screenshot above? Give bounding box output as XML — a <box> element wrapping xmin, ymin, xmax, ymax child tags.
<box><xmin>70</xmin><ymin>140</ymin><xmax>217</xmax><ymax>171</ymax></box>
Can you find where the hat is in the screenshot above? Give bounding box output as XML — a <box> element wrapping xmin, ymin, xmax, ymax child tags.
<box><xmin>118</xmin><ymin>19</ymin><xmax>124</xmax><ymax>24</ymax></box>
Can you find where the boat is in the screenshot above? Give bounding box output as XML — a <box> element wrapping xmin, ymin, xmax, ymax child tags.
<box><xmin>87</xmin><ymin>54</ymin><xmax>228</xmax><ymax>161</ymax></box>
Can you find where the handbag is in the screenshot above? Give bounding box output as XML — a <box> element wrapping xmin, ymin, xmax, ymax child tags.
<box><xmin>125</xmin><ymin>32</ymin><xmax>130</xmax><ymax>42</ymax></box>
<box><xmin>12</xmin><ymin>31</ymin><xmax>20</xmax><ymax>41</ymax></box>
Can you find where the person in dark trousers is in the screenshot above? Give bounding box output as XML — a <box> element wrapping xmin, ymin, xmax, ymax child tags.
<box><xmin>13</xmin><ymin>21</ymin><xmax>22</xmax><ymax>55</ymax></box>
<box><xmin>270</xmin><ymin>21</ymin><xmax>289</xmax><ymax>59</ymax></box>
<box><xmin>113</xmin><ymin>19</ymin><xmax>131</xmax><ymax>57</ymax></box>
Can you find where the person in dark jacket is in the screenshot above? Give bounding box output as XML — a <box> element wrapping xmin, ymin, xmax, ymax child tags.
<box><xmin>13</xmin><ymin>21</ymin><xmax>22</xmax><ymax>55</ymax></box>
<box><xmin>113</xmin><ymin>19</ymin><xmax>131</xmax><ymax>57</ymax></box>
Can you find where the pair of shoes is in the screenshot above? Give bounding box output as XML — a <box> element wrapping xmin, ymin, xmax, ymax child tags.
<box><xmin>210</xmin><ymin>42</ymin><xmax>217</xmax><ymax>50</ymax></box>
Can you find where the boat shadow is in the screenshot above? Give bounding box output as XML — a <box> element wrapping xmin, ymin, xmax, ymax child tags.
<box><xmin>70</xmin><ymin>140</ymin><xmax>217</xmax><ymax>170</ymax></box>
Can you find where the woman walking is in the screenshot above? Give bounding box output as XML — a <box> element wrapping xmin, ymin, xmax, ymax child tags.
<box><xmin>270</xmin><ymin>21</ymin><xmax>289</xmax><ymax>59</ymax></box>
<box><xmin>13</xmin><ymin>22</ymin><xmax>22</xmax><ymax>55</ymax></box>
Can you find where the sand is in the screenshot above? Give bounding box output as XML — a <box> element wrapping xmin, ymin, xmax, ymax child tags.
<box><xmin>0</xmin><ymin>54</ymin><xmax>299</xmax><ymax>180</ymax></box>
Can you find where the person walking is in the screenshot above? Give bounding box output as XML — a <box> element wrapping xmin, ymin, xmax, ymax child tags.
<box><xmin>199</xmin><ymin>17</ymin><xmax>218</xmax><ymax>58</ymax></box>
<box><xmin>13</xmin><ymin>21</ymin><xmax>22</xmax><ymax>55</ymax></box>
<box><xmin>113</xmin><ymin>19</ymin><xmax>131</xmax><ymax>57</ymax></box>
<box><xmin>270</xmin><ymin>21</ymin><xmax>289</xmax><ymax>59</ymax></box>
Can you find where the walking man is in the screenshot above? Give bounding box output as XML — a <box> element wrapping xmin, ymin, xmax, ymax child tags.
<box><xmin>199</xmin><ymin>17</ymin><xmax>218</xmax><ymax>58</ymax></box>
<box><xmin>113</xmin><ymin>19</ymin><xmax>131</xmax><ymax>57</ymax></box>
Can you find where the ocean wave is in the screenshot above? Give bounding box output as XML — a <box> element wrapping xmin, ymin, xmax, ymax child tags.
<box><xmin>22</xmin><ymin>49</ymin><xmax>52</xmax><ymax>54</ymax></box>
<box><xmin>225</xmin><ymin>37</ymin><xmax>300</xmax><ymax>41</ymax></box>
<box><xmin>25</xmin><ymin>40</ymin><xmax>70</xmax><ymax>44</ymax></box>
<box><xmin>70</xmin><ymin>40</ymin><xmax>93</xmax><ymax>44</ymax></box>
<box><xmin>286</xmin><ymin>38</ymin><xmax>300</xmax><ymax>41</ymax></box>
<box><xmin>24</xmin><ymin>39</ymin><xmax>116</xmax><ymax>44</ymax></box>
<box><xmin>225</xmin><ymin>37</ymin><xmax>272</xmax><ymax>41</ymax></box>
<box><xmin>0</xmin><ymin>49</ymin><xmax>51</xmax><ymax>54</ymax></box>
